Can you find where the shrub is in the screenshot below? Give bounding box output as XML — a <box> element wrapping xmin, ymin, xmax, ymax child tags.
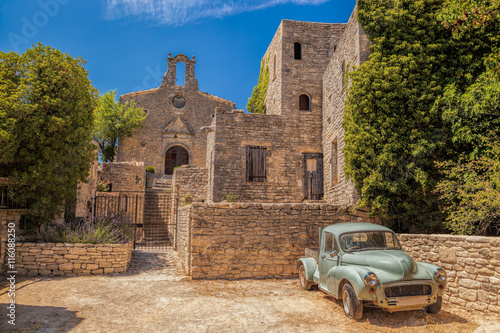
<box><xmin>146</xmin><ymin>166</ymin><xmax>155</xmax><ymax>173</ymax></box>
<box><xmin>225</xmin><ymin>193</ymin><xmax>237</xmax><ymax>203</ymax></box>
<box><xmin>183</xmin><ymin>194</ymin><xmax>192</xmax><ymax>206</ymax></box>
<box><xmin>50</xmin><ymin>213</ymin><xmax>134</xmax><ymax>244</ymax></box>
<box><xmin>96</xmin><ymin>179</ymin><xmax>111</xmax><ymax>192</ymax></box>
<box><xmin>173</xmin><ymin>166</ymin><xmax>180</xmax><ymax>173</ymax></box>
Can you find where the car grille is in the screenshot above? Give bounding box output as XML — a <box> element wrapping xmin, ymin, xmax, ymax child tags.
<box><xmin>384</xmin><ymin>284</ymin><xmax>432</xmax><ymax>298</ymax></box>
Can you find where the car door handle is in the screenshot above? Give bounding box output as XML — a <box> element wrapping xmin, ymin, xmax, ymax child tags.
<box><xmin>321</xmin><ymin>255</ymin><xmax>326</xmax><ymax>261</ymax></box>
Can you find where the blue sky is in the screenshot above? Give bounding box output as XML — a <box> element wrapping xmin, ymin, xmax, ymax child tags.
<box><xmin>0</xmin><ymin>0</ymin><xmax>356</xmax><ymax>110</ymax></box>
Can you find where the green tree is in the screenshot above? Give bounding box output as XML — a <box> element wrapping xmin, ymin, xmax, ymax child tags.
<box><xmin>92</xmin><ymin>90</ymin><xmax>146</xmax><ymax>162</ymax></box>
<box><xmin>0</xmin><ymin>43</ymin><xmax>97</xmax><ymax>224</ymax></box>
<box><xmin>246</xmin><ymin>57</ymin><xmax>269</xmax><ymax>113</ymax></box>
<box><xmin>343</xmin><ymin>0</ymin><xmax>495</xmax><ymax>232</ymax></box>
<box><xmin>434</xmin><ymin>0</ymin><xmax>500</xmax><ymax>235</ymax></box>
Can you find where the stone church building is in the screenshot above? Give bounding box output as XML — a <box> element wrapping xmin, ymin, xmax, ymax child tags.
<box><xmin>115</xmin><ymin>8</ymin><xmax>370</xmax><ymax>206</ymax></box>
<box><xmin>117</xmin><ymin>53</ymin><xmax>234</xmax><ymax>176</ymax></box>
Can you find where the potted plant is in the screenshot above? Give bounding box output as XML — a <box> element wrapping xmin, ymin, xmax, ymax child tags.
<box><xmin>146</xmin><ymin>166</ymin><xmax>155</xmax><ymax>188</ymax></box>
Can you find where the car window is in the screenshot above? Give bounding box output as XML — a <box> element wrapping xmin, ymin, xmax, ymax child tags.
<box><xmin>340</xmin><ymin>231</ymin><xmax>401</xmax><ymax>252</ymax></box>
<box><xmin>323</xmin><ymin>232</ymin><xmax>334</xmax><ymax>253</ymax></box>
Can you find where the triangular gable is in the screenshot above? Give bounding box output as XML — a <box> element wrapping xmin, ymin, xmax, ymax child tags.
<box><xmin>162</xmin><ymin>116</ymin><xmax>194</xmax><ymax>135</ymax></box>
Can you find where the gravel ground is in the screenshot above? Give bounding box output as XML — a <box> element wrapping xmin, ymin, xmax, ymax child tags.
<box><xmin>0</xmin><ymin>250</ymin><xmax>498</xmax><ymax>333</ymax></box>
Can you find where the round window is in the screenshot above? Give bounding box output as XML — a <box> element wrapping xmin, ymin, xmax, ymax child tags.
<box><xmin>172</xmin><ymin>96</ymin><xmax>186</xmax><ymax>109</ymax></box>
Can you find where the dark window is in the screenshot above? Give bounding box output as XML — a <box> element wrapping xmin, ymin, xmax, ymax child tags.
<box><xmin>331</xmin><ymin>140</ymin><xmax>338</xmax><ymax>185</ymax></box>
<box><xmin>172</xmin><ymin>96</ymin><xmax>186</xmax><ymax>108</ymax></box>
<box><xmin>299</xmin><ymin>94</ymin><xmax>310</xmax><ymax>111</ymax></box>
<box><xmin>341</xmin><ymin>60</ymin><xmax>346</xmax><ymax>94</ymax></box>
<box><xmin>294</xmin><ymin>42</ymin><xmax>302</xmax><ymax>60</ymax></box>
<box><xmin>246</xmin><ymin>146</ymin><xmax>266</xmax><ymax>182</ymax></box>
<box><xmin>323</xmin><ymin>232</ymin><xmax>334</xmax><ymax>252</ymax></box>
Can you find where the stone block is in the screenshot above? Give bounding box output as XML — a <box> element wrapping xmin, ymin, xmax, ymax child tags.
<box><xmin>86</xmin><ymin>264</ymin><xmax>99</xmax><ymax>270</ymax></box>
<box><xmin>69</xmin><ymin>248</ymin><xmax>87</xmax><ymax>255</ymax></box>
<box><xmin>459</xmin><ymin>288</ymin><xmax>477</xmax><ymax>302</ymax></box>
<box><xmin>91</xmin><ymin>269</ymin><xmax>104</xmax><ymax>275</ymax></box>
<box><xmin>439</xmin><ymin>247</ymin><xmax>457</xmax><ymax>264</ymax></box>
<box><xmin>59</xmin><ymin>263</ymin><xmax>74</xmax><ymax>271</ymax></box>
<box><xmin>104</xmin><ymin>268</ymin><xmax>114</xmax><ymax>274</ymax></box>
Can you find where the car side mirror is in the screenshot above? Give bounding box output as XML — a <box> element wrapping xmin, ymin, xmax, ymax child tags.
<box><xmin>329</xmin><ymin>250</ymin><xmax>337</xmax><ymax>258</ymax></box>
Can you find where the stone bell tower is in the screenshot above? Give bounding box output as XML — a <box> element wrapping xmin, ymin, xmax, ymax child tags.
<box><xmin>161</xmin><ymin>53</ymin><xmax>199</xmax><ymax>90</ymax></box>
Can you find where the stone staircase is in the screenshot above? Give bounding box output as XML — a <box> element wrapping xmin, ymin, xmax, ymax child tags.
<box><xmin>153</xmin><ymin>176</ymin><xmax>172</xmax><ymax>190</ymax></box>
<box><xmin>137</xmin><ymin>189</ymin><xmax>172</xmax><ymax>248</ymax></box>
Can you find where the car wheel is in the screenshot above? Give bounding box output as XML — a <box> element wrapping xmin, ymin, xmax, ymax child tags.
<box><xmin>298</xmin><ymin>262</ymin><xmax>312</xmax><ymax>290</ymax></box>
<box><xmin>342</xmin><ymin>283</ymin><xmax>363</xmax><ymax>320</ymax></box>
<box><xmin>426</xmin><ymin>296</ymin><xmax>442</xmax><ymax>314</ymax></box>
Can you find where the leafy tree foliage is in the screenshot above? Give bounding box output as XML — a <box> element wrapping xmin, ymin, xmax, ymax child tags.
<box><xmin>434</xmin><ymin>0</ymin><xmax>500</xmax><ymax>235</ymax></box>
<box><xmin>247</xmin><ymin>57</ymin><xmax>269</xmax><ymax>113</ymax></box>
<box><xmin>0</xmin><ymin>44</ymin><xmax>97</xmax><ymax>224</ymax></box>
<box><xmin>343</xmin><ymin>0</ymin><xmax>496</xmax><ymax>232</ymax></box>
<box><xmin>93</xmin><ymin>90</ymin><xmax>146</xmax><ymax>162</ymax></box>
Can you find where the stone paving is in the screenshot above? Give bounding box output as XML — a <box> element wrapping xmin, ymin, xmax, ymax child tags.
<box><xmin>124</xmin><ymin>246</ymin><xmax>189</xmax><ymax>281</ymax></box>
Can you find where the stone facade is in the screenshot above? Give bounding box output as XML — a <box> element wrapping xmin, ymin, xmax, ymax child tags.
<box><xmin>9</xmin><ymin>242</ymin><xmax>133</xmax><ymax>277</ymax></box>
<box><xmin>117</xmin><ymin>53</ymin><xmax>234</xmax><ymax>177</ymax></box>
<box><xmin>322</xmin><ymin>9</ymin><xmax>371</xmax><ymax>205</ymax></box>
<box><xmin>399</xmin><ymin>234</ymin><xmax>500</xmax><ymax>314</ymax></box>
<box><xmin>176</xmin><ymin>202</ymin><xmax>376</xmax><ymax>279</ymax></box>
<box><xmin>100</xmin><ymin>162</ymin><xmax>145</xmax><ymax>192</ymax></box>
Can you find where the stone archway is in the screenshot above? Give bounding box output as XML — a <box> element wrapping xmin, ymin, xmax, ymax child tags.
<box><xmin>165</xmin><ymin>146</ymin><xmax>189</xmax><ymax>175</ymax></box>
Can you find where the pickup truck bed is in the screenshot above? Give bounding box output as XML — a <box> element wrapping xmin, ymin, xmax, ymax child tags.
<box><xmin>305</xmin><ymin>247</ymin><xmax>319</xmax><ymax>264</ymax></box>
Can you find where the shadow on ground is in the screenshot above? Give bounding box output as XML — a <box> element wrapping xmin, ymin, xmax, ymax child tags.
<box><xmin>326</xmin><ymin>295</ymin><xmax>470</xmax><ymax>329</ymax></box>
<box><xmin>0</xmin><ymin>304</ymin><xmax>82</xmax><ymax>333</ymax></box>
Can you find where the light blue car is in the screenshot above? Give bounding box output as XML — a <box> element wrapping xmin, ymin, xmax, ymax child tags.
<box><xmin>297</xmin><ymin>223</ymin><xmax>447</xmax><ymax>320</ymax></box>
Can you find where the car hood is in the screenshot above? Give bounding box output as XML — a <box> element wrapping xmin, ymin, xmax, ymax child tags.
<box><xmin>341</xmin><ymin>250</ymin><xmax>418</xmax><ymax>282</ymax></box>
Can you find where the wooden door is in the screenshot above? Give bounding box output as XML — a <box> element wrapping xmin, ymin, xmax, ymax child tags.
<box><xmin>165</xmin><ymin>146</ymin><xmax>189</xmax><ymax>175</ymax></box>
<box><xmin>302</xmin><ymin>153</ymin><xmax>324</xmax><ymax>200</ymax></box>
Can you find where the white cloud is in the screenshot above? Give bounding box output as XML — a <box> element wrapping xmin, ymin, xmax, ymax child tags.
<box><xmin>105</xmin><ymin>0</ymin><xmax>330</xmax><ymax>25</ymax></box>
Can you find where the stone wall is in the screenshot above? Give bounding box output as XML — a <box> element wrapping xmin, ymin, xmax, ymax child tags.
<box><xmin>0</xmin><ymin>209</ymin><xmax>29</xmax><ymax>274</ymax></box>
<box><xmin>176</xmin><ymin>205</ymin><xmax>191</xmax><ymax>275</ymax></box>
<box><xmin>100</xmin><ymin>162</ymin><xmax>145</xmax><ymax>192</ymax></box>
<box><xmin>322</xmin><ymin>8</ymin><xmax>371</xmax><ymax>206</ymax></box>
<box><xmin>118</xmin><ymin>53</ymin><xmax>234</xmax><ymax>176</ymax></box>
<box><xmin>176</xmin><ymin>202</ymin><xmax>375</xmax><ymax>278</ymax></box>
<box><xmin>208</xmin><ymin>108</ymin><xmax>326</xmax><ymax>203</ymax></box>
<box><xmin>399</xmin><ymin>234</ymin><xmax>500</xmax><ymax>314</ymax></box>
<box><xmin>10</xmin><ymin>242</ymin><xmax>133</xmax><ymax>277</ymax></box>
<box><xmin>172</xmin><ymin>165</ymin><xmax>208</xmax><ymax>203</ymax></box>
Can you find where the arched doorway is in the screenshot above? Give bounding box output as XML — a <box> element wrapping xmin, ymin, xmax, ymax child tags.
<box><xmin>165</xmin><ymin>146</ymin><xmax>189</xmax><ymax>175</ymax></box>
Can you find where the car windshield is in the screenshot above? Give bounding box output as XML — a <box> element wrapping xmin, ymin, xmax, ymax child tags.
<box><xmin>339</xmin><ymin>231</ymin><xmax>401</xmax><ymax>252</ymax></box>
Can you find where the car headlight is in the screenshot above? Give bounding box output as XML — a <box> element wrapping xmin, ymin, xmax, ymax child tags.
<box><xmin>434</xmin><ymin>268</ymin><xmax>447</xmax><ymax>282</ymax></box>
<box><xmin>364</xmin><ymin>272</ymin><xmax>378</xmax><ymax>287</ymax></box>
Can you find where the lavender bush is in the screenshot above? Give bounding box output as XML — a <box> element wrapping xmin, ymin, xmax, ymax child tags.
<box><xmin>51</xmin><ymin>213</ymin><xmax>134</xmax><ymax>244</ymax></box>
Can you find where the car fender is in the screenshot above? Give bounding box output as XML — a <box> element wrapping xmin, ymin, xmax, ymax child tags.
<box><xmin>333</xmin><ymin>265</ymin><xmax>372</xmax><ymax>299</ymax></box>
<box><xmin>297</xmin><ymin>258</ymin><xmax>317</xmax><ymax>282</ymax></box>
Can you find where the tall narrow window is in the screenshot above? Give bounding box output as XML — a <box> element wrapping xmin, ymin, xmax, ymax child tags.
<box><xmin>299</xmin><ymin>94</ymin><xmax>310</xmax><ymax>111</ymax></box>
<box><xmin>246</xmin><ymin>146</ymin><xmax>266</xmax><ymax>182</ymax></box>
<box><xmin>341</xmin><ymin>60</ymin><xmax>345</xmax><ymax>94</ymax></box>
<box><xmin>294</xmin><ymin>42</ymin><xmax>302</xmax><ymax>60</ymax></box>
<box><xmin>331</xmin><ymin>140</ymin><xmax>338</xmax><ymax>185</ymax></box>
<box><xmin>273</xmin><ymin>54</ymin><xmax>276</xmax><ymax>79</ymax></box>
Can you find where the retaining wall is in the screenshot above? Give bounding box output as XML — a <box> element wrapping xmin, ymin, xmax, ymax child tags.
<box><xmin>399</xmin><ymin>234</ymin><xmax>500</xmax><ymax>314</ymax></box>
<box><xmin>8</xmin><ymin>242</ymin><xmax>133</xmax><ymax>277</ymax></box>
<box><xmin>176</xmin><ymin>202</ymin><xmax>375</xmax><ymax>279</ymax></box>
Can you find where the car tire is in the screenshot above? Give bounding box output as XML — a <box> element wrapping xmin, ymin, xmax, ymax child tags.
<box><xmin>426</xmin><ymin>296</ymin><xmax>442</xmax><ymax>314</ymax></box>
<box><xmin>298</xmin><ymin>262</ymin><xmax>312</xmax><ymax>290</ymax></box>
<box><xmin>342</xmin><ymin>283</ymin><xmax>363</xmax><ymax>320</ymax></box>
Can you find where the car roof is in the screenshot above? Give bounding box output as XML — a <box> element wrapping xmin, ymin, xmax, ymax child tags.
<box><xmin>323</xmin><ymin>222</ymin><xmax>393</xmax><ymax>235</ymax></box>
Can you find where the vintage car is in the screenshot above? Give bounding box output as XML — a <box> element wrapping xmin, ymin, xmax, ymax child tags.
<box><xmin>297</xmin><ymin>222</ymin><xmax>447</xmax><ymax>320</ymax></box>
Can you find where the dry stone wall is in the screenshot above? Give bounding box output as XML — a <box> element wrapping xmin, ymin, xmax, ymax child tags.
<box><xmin>399</xmin><ymin>234</ymin><xmax>500</xmax><ymax>314</ymax></box>
<box><xmin>172</xmin><ymin>165</ymin><xmax>208</xmax><ymax>203</ymax></box>
<box><xmin>100</xmin><ymin>162</ymin><xmax>145</xmax><ymax>192</ymax></box>
<box><xmin>322</xmin><ymin>8</ymin><xmax>371</xmax><ymax>206</ymax></box>
<box><xmin>176</xmin><ymin>202</ymin><xmax>375</xmax><ymax>278</ymax></box>
<box><xmin>10</xmin><ymin>242</ymin><xmax>133</xmax><ymax>277</ymax></box>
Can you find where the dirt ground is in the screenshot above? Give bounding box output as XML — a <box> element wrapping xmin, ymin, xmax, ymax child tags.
<box><xmin>1</xmin><ymin>250</ymin><xmax>499</xmax><ymax>333</ymax></box>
